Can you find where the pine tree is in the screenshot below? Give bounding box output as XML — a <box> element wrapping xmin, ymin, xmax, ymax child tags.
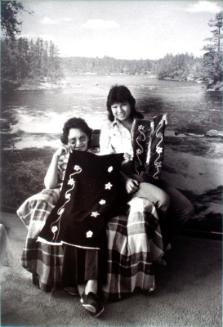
<box><xmin>1</xmin><ymin>0</ymin><xmax>25</xmax><ymax>39</ymax></box>
<box><xmin>202</xmin><ymin>11</ymin><xmax>223</xmax><ymax>87</ymax></box>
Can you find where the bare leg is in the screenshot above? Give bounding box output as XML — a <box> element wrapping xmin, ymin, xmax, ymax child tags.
<box><xmin>77</xmin><ymin>279</ymin><xmax>98</xmax><ymax>296</ymax></box>
<box><xmin>84</xmin><ymin>279</ymin><xmax>98</xmax><ymax>295</ymax></box>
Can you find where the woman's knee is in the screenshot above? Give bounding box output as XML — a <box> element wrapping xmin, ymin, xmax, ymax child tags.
<box><xmin>158</xmin><ymin>190</ymin><xmax>170</xmax><ymax>212</ymax></box>
<box><xmin>135</xmin><ymin>182</ymin><xmax>169</xmax><ymax>211</ymax></box>
<box><xmin>165</xmin><ymin>186</ymin><xmax>194</xmax><ymax>223</ymax></box>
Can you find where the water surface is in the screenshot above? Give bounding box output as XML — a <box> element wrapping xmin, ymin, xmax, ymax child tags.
<box><xmin>2</xmin><ymin>75</ymin><xmax>222</xmax><ymax>149</ymax></box>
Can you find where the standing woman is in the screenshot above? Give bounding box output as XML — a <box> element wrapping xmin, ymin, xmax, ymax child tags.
<box><xmin>100</xmin><ymin>85</ymin><xmax>194</xmax><ymax>236</ymax></box>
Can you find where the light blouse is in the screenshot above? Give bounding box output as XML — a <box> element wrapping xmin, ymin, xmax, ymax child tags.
<box><xmin>100</xmin><ymin>120</ymin><xmax>133</xmax><ymax>157</ymax></box>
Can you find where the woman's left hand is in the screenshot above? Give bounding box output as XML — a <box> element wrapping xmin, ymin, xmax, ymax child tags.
<box><xmin>122</xmin><ymin>153</ymin><xmax>132</xmax><ymax>164</ymax></box>
<box><xmin>126</xmin><ymin>178</ymin><xmax>139</xmax><ymax>194</ymax></box>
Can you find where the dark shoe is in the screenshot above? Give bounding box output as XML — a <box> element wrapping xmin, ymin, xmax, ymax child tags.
<box><xmin>80</xmin><ymin>292</ymin><xmax>104</xmax><ymax>317</ymax></box>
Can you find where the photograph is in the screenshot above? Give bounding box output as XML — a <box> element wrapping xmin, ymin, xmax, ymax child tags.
<box><xmin>1</xmin><ymin>0</ymin><xmax>222</xmax><ymax>326</ymax></box>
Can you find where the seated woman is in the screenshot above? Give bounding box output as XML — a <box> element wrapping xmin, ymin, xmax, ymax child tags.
<box><xmin>17</xmin><ymin>116</ymin><xmax>165</xmax><ymax>313</ymax></box>
<box><xmin>100</xmin><ymin>85</ymin><xmax>194</xmax><ymax>244</ymax></box>
<box><xmin>18</xmin><ymin>117</ymin><xmax>119</xmax><ymax>317</ymax></box>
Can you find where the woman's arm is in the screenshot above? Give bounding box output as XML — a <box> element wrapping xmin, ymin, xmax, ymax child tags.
<box><xmin>44</xmin><ymin>147</ymin><xmax>67</xmax><ymax>189</ymax></box>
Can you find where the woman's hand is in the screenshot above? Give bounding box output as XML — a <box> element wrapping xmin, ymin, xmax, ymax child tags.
<box><xmin>125</xmin><ymin>178</ymin><xmax>139</xmax><ymax>194</ymax></box>
<box><xmin>122</xmin><ymin>153</ymin><xmax>132</xmax><ymax>164</ymax></box>
<box><xmin>44</xmin><ymin>146</ymin><xmax>68</xmax><ymax>189</ymax></box>
<box><xmin>53</xmin><ymin>146</ymin><xmax>68</xmax><ymax>159</ymax></box>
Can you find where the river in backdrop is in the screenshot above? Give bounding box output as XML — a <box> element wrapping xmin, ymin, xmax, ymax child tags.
<box><xmin>2</xmin><ymin>75</ymin><xmax>223</xmax><ymax>232</ymax></box>
<box><xmin>2</xmin><ymin>75</ymin><xmax>223</xmax><ymax>150</ymax></box>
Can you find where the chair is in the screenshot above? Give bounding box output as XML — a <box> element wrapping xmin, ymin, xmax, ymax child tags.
<box><xmin>18</xmin><ymin>191</ymin><xmax>163</xmax><ymax>300</ymax></box>
<box><xmin>17</xmin><ymin>115</ymin><xmax>166</xmax><ymax>300</ymax></box>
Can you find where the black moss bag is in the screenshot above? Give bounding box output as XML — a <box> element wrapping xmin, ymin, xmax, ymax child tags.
<box><xmin>38</xmin><ymin>151</ymin><xmax>126</xmax><ymax>248</ymax></box>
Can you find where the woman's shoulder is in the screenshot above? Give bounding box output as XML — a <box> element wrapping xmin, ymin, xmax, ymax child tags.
<box><xmin>100</xmin><ymin>120</ymin><xmax>114</xmax><ymax>134</ymax></box>
<box><xmin>101</xmin><ymin>120</ymin><xmax>113</xmax><ymax>129</ymax></box>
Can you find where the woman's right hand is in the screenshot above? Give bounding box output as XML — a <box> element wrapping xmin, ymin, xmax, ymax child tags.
<box><xmin>53</xmin><ymin>146</ymin><xmax>68</xmax><ymax>159</ymax></box>
<box><xmin>44</xmin><ymin>146</ymin><xmax>68</xmax><ymax>189</ymax></box>
<box><xmin>125</xmin><ymin>178</ymin><xmax>139</xmax><ymax>194</ymax></box>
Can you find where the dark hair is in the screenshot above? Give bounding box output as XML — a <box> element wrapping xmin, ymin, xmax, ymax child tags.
<box><xmin>106</xmin><ymin>85</ymin><xmax>143</xmax><ymax>121</ymax></box>
<box><xmin>61</xmin><ymin>117</ymin><xmax>92</xmax><ymax>145</ymax></box>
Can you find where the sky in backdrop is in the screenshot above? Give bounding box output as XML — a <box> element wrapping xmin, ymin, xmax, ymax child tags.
<box><xmin>20</xmin><ymin>0</ymin><xmax>223</xmax><ymax>59</ymax></box>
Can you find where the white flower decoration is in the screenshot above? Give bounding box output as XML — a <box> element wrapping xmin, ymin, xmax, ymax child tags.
<box><xmin>67</xmin><ymin>178</ymin><xmax>75</xmax><ymax>186</ymax></box>
<box><xmin>136</xmin><ymin>149</ymin><xmax>142</xmax><ymax>154</ymax></box>
<box><xmin>156</xmin><ymin>146</ymin><xmax>163</xmax><ymax>154</ymax></box>
<box><xmin>105</xmin><ymin>182</ymin><xmax>113</xmax><ymax>190</ymax></box>
<box><xmin>99</xmin><ymin>199</ymin><xmax>106</xmax><ymax>205</ymax></box>
<box><xmin>51</xmin><ymin>225</ymin><xmax>58</xmax><ymax>233</ymax></box>
<box><xmin>138</xmin><ymin>125</ymin><xmax>145</xmax><ymax>131</ymax></box>
<box><xmin>74</xmin><ymin>165</ymin><xmax>81</xmax><ymax>171</ymax></box>
<box><xmin>86</xmin><ymin>230</ymin><xmax>93</xmax><ymax>238</ymax></box>
<box><xmin>91</xmin><ymin>211</ymin><xmax>100</xmax><ymax>218</ymax></box>
<box><xmin>107</xmin><ymin>166</ymin><xmax>113</xmax><ymax>173</ymax></box>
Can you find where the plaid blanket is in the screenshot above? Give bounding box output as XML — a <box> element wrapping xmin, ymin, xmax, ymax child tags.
<box><xmin>17</xmin><ymin>190</ymin><xmax>164</xmax><ymax>300</ymax></box>
<box><xmin>17</xmin><ymin>189</ymin><xmax>60</xmax><ymax>238</ymax></box>
<box><xmin>104</xmin><ymin>197</ymin><xmax>163</xmax><ymax>300</ymax></box>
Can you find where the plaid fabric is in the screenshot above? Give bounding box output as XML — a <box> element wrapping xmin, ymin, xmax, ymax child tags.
<box><xmin>17</xmin><ymin>191</ymin><xmax>164</xmax><ymax>300</ymax></box>
<box><xmin>22</xmin><ymin>238</ymin><xmax>64</xmax><ymax>292</ymax></box>
<box><xmin>17</xmin><ymin>189</ymin><xmax>60</xmax><ymax>239</ymax></box>
<box><xmin>104</xmin><ymin>197</ymin><xmax>163</xmax><ymax>300</ymax></box>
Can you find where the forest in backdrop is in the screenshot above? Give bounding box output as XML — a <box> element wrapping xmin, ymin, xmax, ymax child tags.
<box><xmin>1</xmin><ymin>1</ymin><xmax>223</xmax><ymax>91</ymax></box>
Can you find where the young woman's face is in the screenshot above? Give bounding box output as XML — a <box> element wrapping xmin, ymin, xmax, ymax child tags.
<box><xmin>67</xmin><ymin>128</ymin><xmax>89</xmax><ymax>152</ymax></box>
<box><xmin>111</xmin><ymin>102</ymin><xmax>131</xmax><ymax>121</ymax></box>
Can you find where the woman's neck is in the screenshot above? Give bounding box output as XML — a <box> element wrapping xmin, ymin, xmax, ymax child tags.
<box><xmin>121</xmin><ymin>118</ymin><xmax>133</xmax><ymax>131</ymax></box>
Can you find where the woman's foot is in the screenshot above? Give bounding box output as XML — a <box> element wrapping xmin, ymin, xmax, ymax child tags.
<box><xmin>80</xmin><ymin>292</ymin><xmax>104</xmax><ymax>317</ymax></box>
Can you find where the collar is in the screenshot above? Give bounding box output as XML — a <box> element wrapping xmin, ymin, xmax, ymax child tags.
<box><xmin>112</xmin><ymin>119</ymin><xmax>118</xmax><ymax>127</ymax></box>
<box><xmin>111</xmin><ymin>119</ymin><xmax>133</xmax><ymax>135</ymax></box>
<box><xmin>112</xmin><ymin>119</ymin><xmax>127</xmax><ymax>128</ymax></box>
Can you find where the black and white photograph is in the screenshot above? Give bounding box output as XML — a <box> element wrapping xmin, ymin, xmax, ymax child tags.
<box><xmin>1</xmin><ymin>0</ymin><xmax>222</xmax><ymax>326</ymax></box>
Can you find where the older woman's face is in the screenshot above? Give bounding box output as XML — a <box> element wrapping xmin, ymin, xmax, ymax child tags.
<box><xmin>111</xmin><ymin>102</ymin><xmax>131</xmax><ymax>121</ymax></box>
<box><xmin>67</xmin><ymin>128</ymin><xmax>89</xmax><ymax>152</ymax></box>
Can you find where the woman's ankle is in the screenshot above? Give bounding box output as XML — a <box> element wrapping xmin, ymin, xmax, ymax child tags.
<box><xmin>84</xmin><ymin>279</ymin><xmax>98</xmax><ymax>295</ymax></box>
